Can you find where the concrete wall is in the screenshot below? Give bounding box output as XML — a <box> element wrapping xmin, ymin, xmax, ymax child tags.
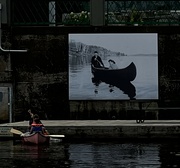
<box><xmin>11</xmin><ymin>34</ymin><xmax>69</xmax><ymax>121</ymax></box>
<box><xmin>0</xmin><ymin>27</ymin><xmax>180</xmax><ymax>121</ymax></box>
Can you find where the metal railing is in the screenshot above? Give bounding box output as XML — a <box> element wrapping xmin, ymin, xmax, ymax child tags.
<box><xmin>106</xmin><ymin>1</ymin><xmax>180</xmax><ymax>25</ymax></box>
<box><xmin>10</xmin><ymin>0</ymin><xmax>180</xmax><ymax>26</ymax></box>
<box><xmin>11</xmin><ymin>0</ymin><xmax>90</xmax><ymax>26</ymax></box>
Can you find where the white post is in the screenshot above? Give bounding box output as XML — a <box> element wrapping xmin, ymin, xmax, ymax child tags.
<box><xmin>49</xmin><ymin>1</ymin><xmax>56</xmax><ymax>26</ymax></box>
<box><xmin>8</xmin><ymin>87</ymin><xmax>12</xmax><ymax>122</ymax></box>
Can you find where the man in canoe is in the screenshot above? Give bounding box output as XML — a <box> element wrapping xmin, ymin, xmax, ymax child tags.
<box><xmin>91</xmin><ymin>51</ymin><xmax>104</xmax><ymax>68</ymax></box>
<box><xmin>27</xmin><ymin>109</ymin><xmax>35</xmax><ymax>131</ymax></box>
<box><xmin>28</xmin><ymin>109</ymin><xmax>49</xmax><ymax>135</ymax></box>
<box><xmin>30</xmin><ymin>114</ymin><xmax>46</xmax><ymax>134</ymax></box>
<box><xmin>27</xmin><ymin>109</ymin><xmax>43</xmax><ymax>129</ymax></box>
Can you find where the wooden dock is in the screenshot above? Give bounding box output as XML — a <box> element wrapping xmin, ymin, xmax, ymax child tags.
<box><xmin>1</xmin><ymin>120</ymin><xmax>180</xmax><ymax>141</ymax></box>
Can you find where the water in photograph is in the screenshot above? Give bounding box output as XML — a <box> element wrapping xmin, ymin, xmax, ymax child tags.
<box><xmin>0</xmin><ymin>139</ymin><xmax>180</xmax><ymax>168</ymax></box>
<box><xmin>69</xmin><ymin>55</ymin><xmax>158</xmax><ymax>100</ymax></box>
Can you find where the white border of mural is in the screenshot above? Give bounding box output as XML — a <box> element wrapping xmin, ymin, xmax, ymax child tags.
<box><xmin>69</xmin><ymin>33</ymin><xmax>158</xmax><ymax>100</ymax></box>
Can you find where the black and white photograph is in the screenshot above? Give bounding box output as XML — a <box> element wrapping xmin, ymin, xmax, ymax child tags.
<box><xmin>69</xmin><ymin>33</ymin><xmax>158</xmax><ymax>100</ymax></box>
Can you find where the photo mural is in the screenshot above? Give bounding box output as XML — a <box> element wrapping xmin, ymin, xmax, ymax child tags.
<box><xmin>69</xmin><ymin>33</ymin><xmax>158</xmax><ymax>100</ymax></box>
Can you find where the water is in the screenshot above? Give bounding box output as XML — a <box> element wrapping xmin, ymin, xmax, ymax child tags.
<box><xmin>69</xmin><ymin>55</ymin><xmax>158</xmax><ymax>100</ymax></box>
<box><xmin>1</xmin><ymin>140</ymin><xmax>180</xmax><ymax>168</ymax></box>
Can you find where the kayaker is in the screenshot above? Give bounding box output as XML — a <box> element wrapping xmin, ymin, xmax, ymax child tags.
<box><xmin>27</xmin><ymin>109</ymin><xmax>35</xmax><ymax>131</ymax></box>
<box><xmin>30</xmin><ymin>114</ymin><xmax>46</xmax><ymax>134</ymax></box>
<box><xmin>91</xmin><ymin>51</ymin><xmax>104</xmax><ymax>68</ymax></box>
<box><xmin>27</xmin><ymin>109</ymin><xmax>44</xmax><ymax>128</ymax></box>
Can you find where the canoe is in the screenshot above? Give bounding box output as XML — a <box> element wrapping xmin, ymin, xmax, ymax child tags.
<box><xmin>91</xmin><ymin>62</ymin><xmax>137</xmax><ymax>82</ymax></box>
<box><xmin>22</xmin><ymin>132</ymin><xmax>50</xmax><ymax>145</ymax></box>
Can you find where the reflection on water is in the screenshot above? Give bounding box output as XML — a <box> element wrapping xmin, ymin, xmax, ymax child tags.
<box><xmin>92</xmin><ymin>77</ymin><xmax>136</xmax><ymax>100</ymax></box>
<box><xmin>0</xmin><ymin>140</ymin><xmax>69</xmax><ymax>168</ymax></box>
<box><xmin>1</xmin><ymin>140</ymin><xmax>180</xmax><ymax>167</ymax></box>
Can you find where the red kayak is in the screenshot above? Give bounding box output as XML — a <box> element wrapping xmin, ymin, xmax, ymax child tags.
<box><xmin>22</xmin><ymin>132</ymin><xmax>50</xmax><ymax>145</ymax></box>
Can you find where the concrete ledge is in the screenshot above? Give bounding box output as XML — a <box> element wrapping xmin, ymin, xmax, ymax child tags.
<box><xmin>1</xmin><ymin>120</ymin><xmax>180</xmax><ymax>140</ymax></box>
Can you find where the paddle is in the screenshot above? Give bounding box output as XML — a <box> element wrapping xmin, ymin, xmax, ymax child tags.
<box><xmin>10</xmin><ymin>128</ymin><xmax>65</xmax><ymax>138</ymax></box>
<box><xmin>10</xmin><ymin>128</ymin><xmax>23</xmax><ymax>135</ymax></box>
<box><xmin>46</xmin><ymin>135</ymin><xmax>65</xmax><ymax>138</ymax></box>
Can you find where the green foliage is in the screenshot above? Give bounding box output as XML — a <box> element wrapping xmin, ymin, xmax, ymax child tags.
<box><xmin>64</xmin><ymin>11</ymin><xmax>90</xmax><ymax>25</ymax></box>
<box><xmin>129</xmin><ymin>10</ymin><xmax>143</xmax><ymax>23</ymax></box>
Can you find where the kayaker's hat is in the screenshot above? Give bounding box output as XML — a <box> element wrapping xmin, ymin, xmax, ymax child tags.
<box><xmin>94</xmin><ymin>51</ymin><xmax>98</xmax><ymax>53</ymax></box>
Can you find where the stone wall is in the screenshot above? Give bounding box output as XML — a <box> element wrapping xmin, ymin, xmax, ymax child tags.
<box><xmin>11</xmin><ymin>34</ymin><xmax>69</xmax><ymax>121</ymax></box>
<box><xmin>0</xmin><ymin>27</ymin><xmax>180</xmax><ymax>121</ymax></box>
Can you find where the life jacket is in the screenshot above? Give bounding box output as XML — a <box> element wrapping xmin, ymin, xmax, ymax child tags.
<box><xmin>31</xmin><ymin>122</ymin><xmax>43</xmax><ymax>127</ymax></box>
<box><xmin>31</xmin><ymin>122</ymin><xmax>43</xmax><ymax>132</ymax></box>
